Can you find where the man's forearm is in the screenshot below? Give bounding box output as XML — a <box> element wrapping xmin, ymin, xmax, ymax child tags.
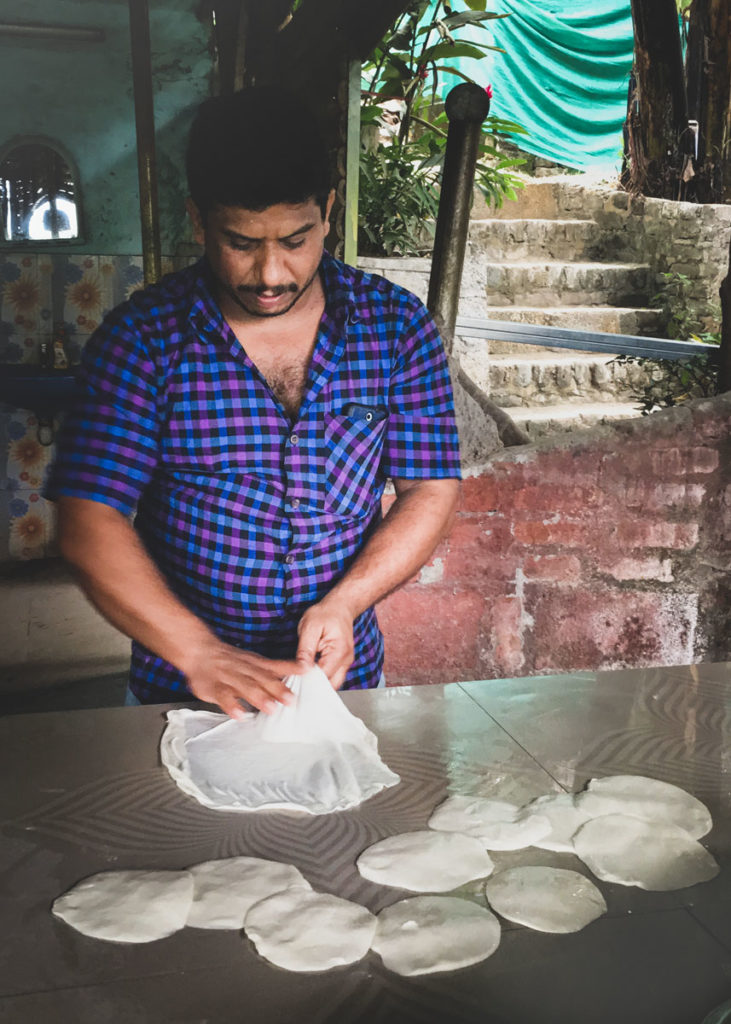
<box><xmin>57</xmin><ymin>496</ymin><xmax>214</xmax><ymax>671</ymax></box>
<box><xmin>324</xmin><ymin>477</ymin><xmax>460</xmax><ymax>619</ymax></box>
<box><xmin>56</xmin><ymin>497</ymin><xmax>298</xmax><ymax>715</ymax></box>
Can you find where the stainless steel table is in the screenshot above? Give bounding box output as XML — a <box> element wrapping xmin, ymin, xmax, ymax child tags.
<box><xmin>2</xmin><ymin>664</ymin><xmax>731</xmax><ymax>1024</ymax></box>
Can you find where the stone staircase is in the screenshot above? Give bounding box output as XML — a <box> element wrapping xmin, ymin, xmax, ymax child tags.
<box><xmin>457</xmin><ymin>176</ymin><xmax>663</xmax><ymax>438</ymax></box>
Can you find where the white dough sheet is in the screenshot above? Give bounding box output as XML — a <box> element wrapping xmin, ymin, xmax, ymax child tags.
<box><xmin>574</xmin><ymin>774</ymin><xmax>713</xmax><ymax>840</ymax></box>
<box><xmin>186</xmin><ymin>856</ymin><xmax>311</xmax><ymax>929</ymax></box>
<box><xmin>357</xmin><ymin>831</ymin><xmax>495</xmax><ymax>892</ymax></box>
<box><xmin>160</xmin><ymin>666</ymin><xmax>400</xmax><ymax>814</ymax></box>
<box><xmin>372</xmin><ymin>896</ymin><xmax>501</xmax><ymax>976</ymax></box>
<box><xmin>52</xmin><ymin>869</ymin><xmax>194</xmax><ymax>943</ymax></box>
<box><xmin>485</xmin><ymin>866</ymin><xmax>607</xmax><ymax>934</ymax></box>
<box><xmin>428</xmin><ymin>795</ymin><xmax>552</xmax><ymax>850</ymax></box>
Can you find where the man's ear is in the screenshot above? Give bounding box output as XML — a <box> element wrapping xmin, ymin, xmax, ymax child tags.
<box><xmin>186</xmin><ymin>198</ymin><xmax>205</xmax><ymax>246</ymax></box>
<box><xmin>323</xmin><ymin>189</ymin><xmax>336</xmax><ymax>232</ymax></box>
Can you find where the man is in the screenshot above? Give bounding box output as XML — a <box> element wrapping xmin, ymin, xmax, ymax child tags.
<box><xmin>46</xmin><ymin>87</ymin><xmax>461</xmax><ymax>718</ymax></box>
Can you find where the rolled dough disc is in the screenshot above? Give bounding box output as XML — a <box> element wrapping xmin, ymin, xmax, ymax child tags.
<box><xmin>356</xmin><ymin>831</ymin><xmax>494</xmax><ymax>892</ymax></box>
<box><xmin>52</xmin><ymin>869</ymin><xmax>194</xmax><ymax>943</ymax></box>
<box><xmin>244</xmin><ymin>889</ymin><xmax>376</xmax><ymax>972</ymax></box>
<box><xmin>521</xmin><ymin>793</ymin><xmax>594</xmax><ymax>853</ymax></box>
<box><xmin>428</xmin><ymin>795</ymin><xmax>552</xmax><ymax>850</ymax></box>
<box><xmin>573</xmin><ymin>813</ymin><xmax>719</xmax><ymax>891</ymax></box>
<box><xmin>186</xmin><ymin>857</ymin><xmax>310</xmax><ymax>929</ymax></box>
<box><xmin>485</xmin><ymin>866</ymin><xmax>607</xmax><ymax>933</ymax></box>
<box><xmin>574</xmin><ymin>775</ymin><xmax>712</xmax><ymax>839</ymax></box>
<box><xmin>372</xmin><ymin>895</ymin><xmax>501</xmax><ymax>976</ymax></box>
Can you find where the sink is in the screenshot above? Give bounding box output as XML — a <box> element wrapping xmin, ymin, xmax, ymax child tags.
<box><xmin>0</xmin><ymin>364</ymin><xmax>82</xmax><ymax>417</ymax></box>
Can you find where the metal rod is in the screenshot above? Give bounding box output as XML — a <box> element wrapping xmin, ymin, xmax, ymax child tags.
<box><xmin>344</xmin><ymin>59</ymin><xmax>361</xmax><ymax>267</ymax></box>
<box><xmin>0</xmin><ymin>22</ymin><xmax>105</xmax><ymax>42</ymax></box>
<box><xmin>426</xmin><ymin>83</ymin><xmax>490</xmax><ymax>351</ymax></box>
<box><xmin>128</xmin><ymin>0</ymin><xmax>161</xmax><ymax>286</ymax></box>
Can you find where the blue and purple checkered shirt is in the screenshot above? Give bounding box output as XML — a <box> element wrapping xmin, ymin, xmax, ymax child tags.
<box><xmin>47</xmin><ymin>252</ymin><xmax>461</xmax><ymax>702</ymax></box>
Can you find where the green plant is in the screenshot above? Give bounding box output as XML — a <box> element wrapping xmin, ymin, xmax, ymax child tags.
<box><xmin>358</xmin><ymin>139</ymin><xmax>441</xmax><ymax>256</ymax></box>
<box><xmin>613</xmin><ymin>351</ymin><xmax>719</xmax><ymax>414</ymax></box>
<box><xmin>612</xmin><ymin>276</ymin><xmax>721</xmax><ymax>411</ymax></box>
<box><xmin>359</xmin><ymin>0</ymin><xmax>528</xmax><ymax>256</ymax></box>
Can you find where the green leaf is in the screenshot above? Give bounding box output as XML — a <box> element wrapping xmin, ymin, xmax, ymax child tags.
<box><xmin>420</xmin><ymin>41</ymin><xmax>489</xmax><ymax>62</ymax></box>
<box><xmin>442</xmin><ymin>11</ymin><xmax>509</xmax><ymax>28</ymax></box>
<box><xmin>463</xmin><ymin>0</ymin><xmax>488</xmax><ymax>9</ymax></box>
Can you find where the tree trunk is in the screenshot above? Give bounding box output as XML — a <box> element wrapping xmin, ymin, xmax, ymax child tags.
<box><xmin>628</xmin><ymin>0</ymin><xmax>688</xmax><ymax>197</ymax></box>
<box><xmin>686</xmin><ymin>0</ymin><xmax>731</xmax><ymax>202</ymax></box>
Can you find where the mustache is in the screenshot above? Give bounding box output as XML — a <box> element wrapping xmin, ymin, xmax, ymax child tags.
<box><xmin>237</xmin><ymin>283</ymin><xmax>299</xmax><ymax>296</ymax></box>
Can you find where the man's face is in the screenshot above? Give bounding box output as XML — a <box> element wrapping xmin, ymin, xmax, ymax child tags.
<box><xmin>188</xmin><ymin>193</ymin><xmax>334</xmax><ymax>322</ymax></box>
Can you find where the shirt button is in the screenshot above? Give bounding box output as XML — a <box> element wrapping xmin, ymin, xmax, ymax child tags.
<box><xmin>289</xmin><ymin>434</ymin><xmax>299</xmax><ymax>446</ymax></box>
<box><xmin>284</xmin><ymin>553</ymin><xmax>295</xmax><ymax>565</ymax></box>
<box><xmin>290</xmin><ymin>498</ymin><xmax>301</xmax><ymax>510</ymax></box>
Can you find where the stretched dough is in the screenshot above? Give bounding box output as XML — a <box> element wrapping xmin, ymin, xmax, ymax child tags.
<box><xmin>186</xmin><ymin>857</ymin><xmax>310</xmax><ymax>929</ymax></box>
<box><xmin>521</xmin><ymin>793</ymin><xmax>594</xmax><ymax>852</ymax></box>
<box><xmin>574</xmin><ymin>775</ymin><xmax>712</xmax><ymax>839</ymax></box>
<box><xmin>485</xmin><ymin>866</ymin><xmax>606</xmax><ymax>933</ymax></box>
<box><xmin>357</xmin><ymin>831</ymin><xmax>494</xmax><ymax>892</ymax></box>
<box><xmin>160</xmin><ymin>667</ymin><xmax>399</xmax><ymax>814</ymax></box>
<box><xmin>52</xmin><ymin>869</ymin><xmax>193</xmax><ymax>943</ymax></box>
<box><xmin>244</xmin><ymin>889</ymin><xmax>376</xmax><ymax>972</ymax></box>
<box><xmin>573</xmin><ymin>813</ymin><xmax>719</xmax><ymax>890</ymax></box>
<box><xmin>372</xmin><ymin>896</ymin><xmax>501</xmax><ymax>976</ymax></box>
<box><xmin>428</xmin><ymin>795</ymin><xmax>551</xmax><ymax>850</ymax></box>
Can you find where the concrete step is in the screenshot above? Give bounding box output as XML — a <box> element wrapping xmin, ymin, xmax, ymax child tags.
<box><xmin>506</xmin><ymin>401</ymin><xmax>641</xmax><ymax>439</ymax></box>
<box><xmin>469</xmin><ymin>219</ymin><xmax>603</xmax><ymax>262</ymax></box>
<box><xmin>483</xmin><ymin>261</ymin><xmax>652</xmax><ymax>307</ymax></box>
<box><xmin>455</xmin><ymin>343</ymin><xmax>653</xmax><ymax>407</ymax></box>
<box><xmin>457</xmin><ymin>306</ymin><xmax>665</xmax><ymax>356</ymax></box>
<box><xmin>471</xmin><ymin>176</ymin><xmax>593</xmax><ymax>221</ymax></box>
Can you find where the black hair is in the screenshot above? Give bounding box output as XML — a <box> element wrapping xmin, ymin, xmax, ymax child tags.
<box><xmin>186</xmin><ymin>87</ymin><xmax>332</xmax><ymax>221</ymax></box>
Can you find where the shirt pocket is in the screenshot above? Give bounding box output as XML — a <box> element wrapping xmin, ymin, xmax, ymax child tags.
<box><xmin>323</xmin><ymin>405</ymin><xmax>388</xmax><ymax>516</ymax></box>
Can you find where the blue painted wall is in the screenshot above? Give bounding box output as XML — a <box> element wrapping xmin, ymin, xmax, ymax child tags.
<box><xmin>0</xmin><ymin>0</ymin><xmax>213</xmax><ymax>254</ymax></box>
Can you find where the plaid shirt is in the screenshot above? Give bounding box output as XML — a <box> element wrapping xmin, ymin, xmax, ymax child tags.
<box><xmin>46</xmin><ymin>252</ymin><xmax>461</xmax><ymax>702</ymax></box>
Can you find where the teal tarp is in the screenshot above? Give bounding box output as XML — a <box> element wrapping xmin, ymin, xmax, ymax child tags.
<box><xmin>446</xmin><ymin>0</ymin><xmax>634</xmax><ymax>172</ymax></box>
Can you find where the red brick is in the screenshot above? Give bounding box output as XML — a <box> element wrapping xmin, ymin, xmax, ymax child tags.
<box><xmin>460</xmin><ymin>474</ymin><xmax>501</xmax><ymax>511</ymax></box>
<box><xmin>649</xmin><ymin>448</ymin><xmax>684</xmax><ymax>477</ymax></box>
<box><xmin>512</xmin><ymin>519</ymin><xmax>591</xmax><ymax>548</ymax></box>
<box><xmin>512</xmin><ymin>484</ymin><xmax>601</xmax><ymax>514</ymax></box>
<box><xmin>615</xmin><ymin>520</ymin><xmax>699</xmax><ymax>550</ymax></box>
<box><xmin>686</xmin><ymin>447</ymin><xmax>720</xmax><ymax>474</ymax></box>
<box><xmin>529</xmin><ymin>589</ymin><xmax>696</xmax><ymax>673</ymax></box>
<box><xmin>379</xmin><ymin>587</ymin><xmax>485</xmax><ymax>685</ymax></box>
<box><xmin>523</xmin><ymin>554</ymin><xmax>582</xmax><ymax>582</ymax></box>
<box><xmin>599</xmin><ymin>556</ymin><xmax>673</xmax><ymax>582</ymax></box>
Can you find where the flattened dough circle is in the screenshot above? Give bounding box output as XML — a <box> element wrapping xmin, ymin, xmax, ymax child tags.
<box><xmin>575</xmin><ymin>775</ymin><xmax>712</xmax><ymax>839</ymax></box>
<box><xmin>372</xmin><ymin>896</ymin><xmax>501</xmax><ymax>976</ymax></box>
<box><xmin>357</xmin><ymin>831</ymin><xmax>494</xmax><ymax>892</ymax></box>
<box><xmin>52</xmin><ymin>869</ymin><xmax>194</xmax><ymax>943</ymax></box>
<box><xmin>573</xmin><ymin>813</ymin><xmax>719</xmax><ymax>891</ymax></box>
<box><xmin>485</xmin><ymin>866</ymin><xmax>607</xmax><ymax>933</ymax></box>
<box><xmin>244</xmin><ymin>889</ymin><xmax>376</xmax><ymax>972</ymax></box>
<box><xmin>186</xmin><ymin>856</ymin><xmax>310</xmax><ymax>929</ymax></box>
<box><xmin>428</xmin><ymin>795</ymin><xmax>551</xmax><ymax>850</ymax></box>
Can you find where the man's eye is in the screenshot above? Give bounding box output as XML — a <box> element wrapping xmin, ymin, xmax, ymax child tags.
<box><xmin>231</xmin><ymin>242</ymin><xmax>254</xmax><ymax>252</ymax></box>
<box><xmin>282</xmin><ymin>239</ymin><xmax>306</xmax><ymax>250</ymax></box>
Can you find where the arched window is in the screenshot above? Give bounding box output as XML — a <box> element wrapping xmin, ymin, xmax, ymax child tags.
<box><xmin>0</xmin><ymin>139</ymin><xmax>81</xmax><ymax>242</ymax></box>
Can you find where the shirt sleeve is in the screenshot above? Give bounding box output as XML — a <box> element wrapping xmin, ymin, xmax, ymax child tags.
<box><xmin>380</xmin><ymin>296</ymin><xmax>462</xmax><ymax>480</ymax></box>
<box><xmin>44</xmin><ymin>306</ymin><xmax>162</xmax><ymax>516</ymax></box>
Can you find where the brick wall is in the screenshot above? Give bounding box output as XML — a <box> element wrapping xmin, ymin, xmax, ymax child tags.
<box><xmin>378</xmin><ymin>394</ymin><xmax>731</xmax><ymax>684</ymax></box>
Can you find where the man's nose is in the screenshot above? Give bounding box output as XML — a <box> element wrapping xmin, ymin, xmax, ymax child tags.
<box><xmin>256</xmin><ymin>245</ymin><xmax>285</xmax><ymax>287</ymax></box>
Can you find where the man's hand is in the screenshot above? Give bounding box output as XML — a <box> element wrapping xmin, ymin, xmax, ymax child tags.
<box><xmin>296</xmin><ymin>598</ymin><xmax>355</xmax><ymax>690</ymax></box>
<box><xmin>182</xmin><ymin>637</ymin><xmax>302</xmax><ymax>718</ymax></box>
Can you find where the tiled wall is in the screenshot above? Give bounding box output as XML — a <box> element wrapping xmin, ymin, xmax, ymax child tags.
<box><xmin>0</xmin><ymin>253</ymin><xmax>190</xmax><ymax>562</ymax></box>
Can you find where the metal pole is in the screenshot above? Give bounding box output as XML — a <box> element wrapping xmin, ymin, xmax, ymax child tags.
<box><xmin>128</xmin><ymin>0</ymin><xmax>161</xmax><ymax>286</ymax></box>
<box><xmin>426</xmin><ymin>83</ymin><xmax>490</xmax><ymax>351</ymax></box>
<box><xmin>343</xmin><ymin>59</ymin><xmax>361</xmax><ymax>267</ymax></box>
